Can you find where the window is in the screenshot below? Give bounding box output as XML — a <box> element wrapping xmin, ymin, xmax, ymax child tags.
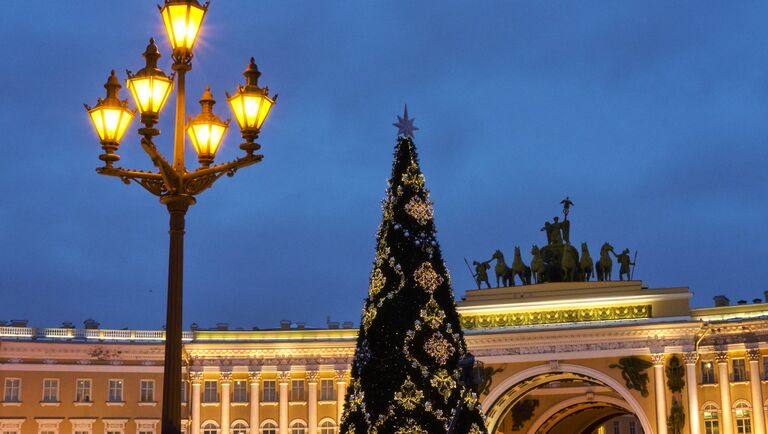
<box><xmin>202</xmin><ymin>423</ymin><xmax>218</xmax><ymax>434</ymax></box>
<box><xmin>628</xmin><ymin>420</ymin><xmax>637</xmax><ymax>434</ymax></box>
<box><xmin>289</xmin><ymin>422</ymin><xmax>306</xmax><ymax>434</ymax></box>
<box><xmin>320</xmin><ymin>379</ymin><xmax>334</xmax><ymax>401</ymax></box>
<box><xmin>181</xmin><ymin>381</ymin><xmax>188</xmax><ymax>403</ymax></box>
<box><xmin>233</xmin><ymin>380</ymin><xmax>248</xmax><ymax>402</ymax></box>
<box><xmin>204</xmin><ymin>380</ymin><xmax>218</xmax><ymax>403</ymax></box>
<box><xmin>613</xmin><ymin>421</ymin><xmax>620</xmax><ymax>434</ymax></box>
<box><xmin>733</xmin><ymin>359</ymin><xmax>747</xmax><ymax>382</ymax></box>
<box><xmin>231</xmin><ymin>422</ymin><xmax>247</xmax><ymax>434</ymax></box>
<box><xmin>735</xmin><ymin>402</ymin><xmax>752</xmax><ymax>434</ymax></box>
<box><xmin>108</xmin><ymin>379</ymin><xmax>124</xmax><ymax>402</ymax></box>
<box><xmin>291</xmin><ymin>380</ymin><xmax>305</xmax><ymax>401</ymax></box>
<box><xmin>4</xmin><ymin>378</ymin><xmax>20</xmax><ymax>402</ymax></box>
<box><xmin>262</xmin><ymin>380</ymin><xmax>276</xmax><ymax>402</ymax></box>
<box><xmin>319</xmin><ymin>421</ymin><xmax>335</xmax><ymax>434</ymax></box>
<box><xmin>704</xmin><ymin>403</ymin><xmax>721</xmax><ymax>434</ymax></box>
<box><xmin>75</xmin><ymin>379</ymin><xmax>92</xmax><ymax>402</ymax></box>
<box><xmin>763</xmin><ymin>357</ymin><xmax>768</xmax><ymax>380</ymax></box>
<box><xmin>261</xmin><ymin>422</ymin><xmax>276</xmax><ymax>434</ymax></box>
<box><xmin>702</xmin><ymin>361</ymin><xmax>716</xmax><ymax>384</ymax></box>
<box><xmin>140</xmin><ymin>380</ymin><xmax>155</xmax><ymax>402</ymax></box>
<box><xmin>42</xmin><ymin>379</ymin><xmax>59</xmax><ymax>402</ymax></box>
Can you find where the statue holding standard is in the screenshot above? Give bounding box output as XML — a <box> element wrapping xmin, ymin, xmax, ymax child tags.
<box><xmin>612</xmin><ymin>248</ymin><xmax>636</xmax><ymax>281</ymax></box>
<box><xmin>466</xmin><ymin>258</ymin><xmax>492</xmax><ymax>289</ymax></box>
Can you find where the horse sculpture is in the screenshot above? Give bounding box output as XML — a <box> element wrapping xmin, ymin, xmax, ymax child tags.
<box><xmin>580</xmin><ymin>242</ymin><xmax>593</xmax><ymax>281</ymax></box>
<box><xmin>530</xmin><ymin>245</ymin><xmax>544</xmax><ymax>284</ymax></box>
<box><xmin>511</xmin><ymin>246</ymin><xmax>531</xmax><ymax>285</ymax></box>
<box><xmin>491</xmin><ymin>250</ymin><xmax>513</xmax><ymax>287</ymax></box>
<box><xmin>561</xmin><ymin>244</ymin><xmax>577</xmax><ymax>281</ymax></box>
<box><xmin>595</xmin><ymin>242</ymin><xmax>614</xmax><ymax>281</ymax></box>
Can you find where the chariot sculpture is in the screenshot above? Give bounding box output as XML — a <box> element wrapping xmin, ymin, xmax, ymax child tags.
<box><xmin>468</xmin><ymin>197</ymin><xmax>637</xmax><ymax>287</ymax></box>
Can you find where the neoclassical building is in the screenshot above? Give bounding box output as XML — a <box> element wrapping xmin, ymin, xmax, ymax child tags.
<box><xmin>2</xmin><ymin>280</ymin><xmax>768</xmax><ymax>434</ymax></box>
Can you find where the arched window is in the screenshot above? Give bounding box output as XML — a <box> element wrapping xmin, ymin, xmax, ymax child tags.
<box><xmin>735</xmin><ymin>401</ymin><xmax>752</xmax><ymax>434</ymax></box>
<box><xmin>289</xmin><ymin>421</ymin><xmax>306</xmax><ymax>434</ymax></box>
<box><xmin>231</xmin><ymin>422</ymin><xmax>248</xmax><ymax>434</ymax></box>
<box><xmin>202</xmin><ymin>422</ymin><xmax>219</xmax><ymax>434</ymax></box>
<box><xmin>319</xmin><ymin>420</ymin><xmax>335</xmax><ymax>434</ymax></box>
<box><xmin>702</xmin><ymin>403</ymin><xmax>720</xmax><ymax>434</ymax></box>
<box><xmin>260</xmin><ymin>422</ymin><xmax>276</xmax><ymax>434</ymax></box>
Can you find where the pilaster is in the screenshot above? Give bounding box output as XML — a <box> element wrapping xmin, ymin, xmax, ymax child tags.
<box><xmin>651</xmin><ymin>353</ymin><xmax>668</xmax><ymax>434</ymax></box>
<box><xmin>716</xmin><ymin>351</ymin><xmax>734</xmax><ymax>434</ymax></box>
<box><xmin>684</xmin><ymin>352</ymin><xmax>701</xmax><ymax>434</ymax></box>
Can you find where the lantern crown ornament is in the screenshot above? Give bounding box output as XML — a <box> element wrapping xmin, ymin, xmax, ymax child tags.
<box><xmin>226</xmin><ymin>57</ymin><xmax>277</xmax><ymax>154</ymax></box>
<box><xmin>85</xmin><ymin>70</ymin><xmax>136</xmax><ymax>167</ymax></box>
<box><xmin>159</xmin><ymin>0</ymin><xmax>209</xmax><ymax>64</ymax></box>
<box><xmin>126</xmin><ymin>38</ymin><xmax>175</xmax><ymax>124</ymax></box>
<box><xmin>187</xmin><ymin>86</ymin><xmax>229</xmax><ymax>168</ymax></box>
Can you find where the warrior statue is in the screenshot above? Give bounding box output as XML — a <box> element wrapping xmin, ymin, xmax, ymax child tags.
<box><xmin>612</xmin><ymin>248</ymin><xmax>635</xmax><ymax>281</ymax></box>
<box><xmin>471</xmin><ymin>259</ymin><xmax>492</xmax><ymax>289</ymax></box>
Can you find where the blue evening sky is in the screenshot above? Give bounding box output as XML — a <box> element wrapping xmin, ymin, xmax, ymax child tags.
<box><xmin>2</xmin><ymin>1</ymin><xmax>767</xmax><ymax>330</ymax></box>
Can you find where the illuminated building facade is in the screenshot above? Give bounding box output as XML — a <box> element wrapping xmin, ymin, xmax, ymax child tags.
<box><xmin>2</xmin><ymin>280</ymin><xmax>768</xmax><ymax>434</ymax></box>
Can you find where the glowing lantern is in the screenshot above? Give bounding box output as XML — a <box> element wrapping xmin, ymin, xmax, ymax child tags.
<box><xmin>126</xmin><ymin>38</ymin><xmax>174</xmax><ymax>123</ymax></box>
<box><xmin>187</xmin><ymin>86</ymin><xmax>229</xmax><ymax>167</ymax></box>
<box><xmin>85</xmin><ymin>70</ymin><xmax>135</xmax><ymax>165</ymax></box>
<box><xmin>226</xmin><ymin>58</ymin><xmax>276</xmax><ymax>152</ymax></box>
<box><xmin>159</xmin><ymin>0</ymin><xmax>207</xmax><ymax>54</ymax></box>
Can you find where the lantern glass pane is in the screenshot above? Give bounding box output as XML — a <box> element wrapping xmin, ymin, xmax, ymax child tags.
<box><xmin>228</xmin><ymin>93</ymin><xmax>247</xmax><ymax>129</ymax></box>
<box><xmin>151</xmin><ymin>76</ymin><xmax>173</xmax><ymax>113</ymax></box>
<box><xmin>243</xmin><ymin>94</ymin><xmax>264</xmax><ymax>129</ymax></box>
<box><xmin>127</xmin><ymin>77</ymin><xmax>152</xmax><ymax>114</ymax></box>
<box><xmin>90</xmin><ymin>110</ymin><xmax>106</xmax><ymax>141</ymax></box>
<box><xmin>256</xmin><ymin>98</ymin><xmax>273</xmax><ymax>129</ymax></box>
<box><xmin>115</xmin><ymin>109</ymin><xmax>133</xmax><ymax>142</ymax></box>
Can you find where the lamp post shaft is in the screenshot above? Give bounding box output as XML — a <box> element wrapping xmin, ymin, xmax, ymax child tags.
<box><xmin>161</xmin><ymin>195</ymin><xmax>194</xmax><ymax>434</ymax></box>
<box><xmin>172</xmin><ymin>67</ymin><xmax>189</xmax><ymax>174</ymax></box>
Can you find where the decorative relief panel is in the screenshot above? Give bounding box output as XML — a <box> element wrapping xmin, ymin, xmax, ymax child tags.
<box><xmin>461</xmin><ymin>304</ymin><xmax>652</xmax><ymax>329</ymax></box>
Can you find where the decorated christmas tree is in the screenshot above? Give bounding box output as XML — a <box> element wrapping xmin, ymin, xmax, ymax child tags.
<box><xmin>340</xmin><ymin>108</ymin><xmax>487</xmax><ymax>434</ymax></box>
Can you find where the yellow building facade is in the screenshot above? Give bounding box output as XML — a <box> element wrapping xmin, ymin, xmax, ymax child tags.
<box><xmin>2</xmin><ymin>280</ymin><xmax>768</xmax><ymax>434</ymax></box>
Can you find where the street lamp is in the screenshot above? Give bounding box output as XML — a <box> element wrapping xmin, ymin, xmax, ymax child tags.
<box><xmin>84</xmin><ymin>3</ymin><xmax>275</xmax><ymax>434</ymax></box>
<box><xmin>447</xmin><ymin>353</ymin><xmax>486</xmax><ymax>434</ymax></box>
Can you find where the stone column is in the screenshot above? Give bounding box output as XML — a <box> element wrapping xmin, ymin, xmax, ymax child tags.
<box><xmin>652</xmin><ymin>353</ymin><xmax>668</xmax><ymax>434</ymax></box>
<box><xmin>335</xmin><ymin>370</ymin><xmax>348</xmax><ymax>425</ymax></box>
<box><xmin>191</xmin><ymin>373</ymin><xmax>202</xmax><ymax>434</ymax></box>
<box><xmin>307</xmin><ymin>371</ymin><xmax>319</xmax><ymax>434</ymax></box>
<box><xmin>220</xmin><ymin>372</ymin><xmax>232</xmax><ymax>434</ymax></box>
<box><xmin>748</xmin><ymin>349</ymin><xmax>766</xmax><ymax>434</ymax></box>
<box><xmin>249</xmin><ymin>372</ymin><xmax>261</xmax><ymax>434</ymax></box>
<box><xmin>278</xmin><ymin>371</ymin><xmax>290</xmax><ymax>434</ymax></box>
<box><xmin>684</xmin><ymin>352</ymin><xmax>702</xmax><ymax>434</ymax></box>
<box><xmin>717</xmin><ymin>351</ymin><xmax>734</xmax><ymax>434</ymax></box>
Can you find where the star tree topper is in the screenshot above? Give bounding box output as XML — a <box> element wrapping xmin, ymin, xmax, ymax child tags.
<box><xmin>393</xmin><ymin>104</ymin><xmax>419</xmax><ymax>138</ymax></box>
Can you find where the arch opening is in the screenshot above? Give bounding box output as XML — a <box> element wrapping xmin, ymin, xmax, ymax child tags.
<box><xmin>482</xmin><ymin>363</ymin><xmax>652</xmax><ymax>434</ymax></box>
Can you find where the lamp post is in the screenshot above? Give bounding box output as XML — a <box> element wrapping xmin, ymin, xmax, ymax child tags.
<box><xmin>84</xmin><ymin>3</ymin><xmax>276</xmax><ymax>434</ymax></box>
<box><xmin>447</xmin><ymin>353</ymin><xmax>485</xmax><ymax>434</ymax></box>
